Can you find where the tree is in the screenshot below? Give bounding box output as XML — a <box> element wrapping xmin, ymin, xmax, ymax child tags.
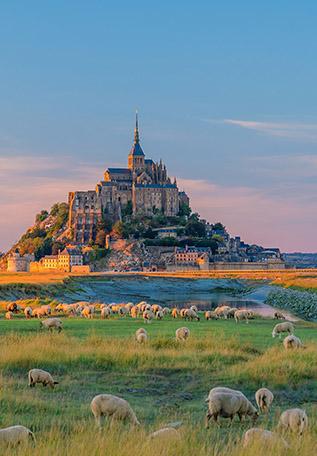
<box><xmin>121</xmin><ymin>201</ymin><xmax>133</xmax><ymax>219</ymax></box>
<box><xmin>212</xmin><ymin>234</ymin><xmax>224</xmax><ymax>243</ymax></box>
<box><xmin>95</xmin><ymin>230</ymin><xmax>106</xmax><ymax>248</ymax></box>
<box><xmin>112</xmin><ymin>221</ymin><xmax>124</xmax><ymax>237</ymax></box>
<box><xmin>35</xmin><ymin>210</ymin><xmax>49</xmax><ymax>224</ymax></box>
<box><xmin>213</xmin><ymin>222</ymin><xmax>225</xmax><ymax>231</ymax></box>
<box><xmin>178</xmin><ymin>203</ymin><xmax>191</xmax><ymax>217</ymax></box>
<box><xmin>185</xmin><ymin>219</ymin><xmax>206</xmax><ymax>237</ymax></box>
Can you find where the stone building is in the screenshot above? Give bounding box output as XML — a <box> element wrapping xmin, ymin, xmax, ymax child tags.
<box><xmin>68</xmin><ymin>114</ymin><xmax>189</xmax><ymax>243</ymax></box>
<box><xmin>7</xmin><ymin>251</ymin><xmax>35</xmax><ymax>272</ymax></box>
<box><xmin>30</xmin><ymin>247</ymin><xmax>83</xmax><ymax>273</ymax></box>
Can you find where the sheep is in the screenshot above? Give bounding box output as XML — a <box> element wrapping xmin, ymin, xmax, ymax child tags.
<box><xmin>255</xmin><ymin>388</ymin><xmax>274</xmax><ymax>413</ymax></box>
<box><xmin>156</xmin><ymin>310</ymin><xmax>164</xmax><ymax>320</ymax></box>
<box><xmin>6</xmin><ymin>302</ymin><xmax>18</xmax><ymax>313</ymax></box>
<box><xmin>125</xmin><ymin>302</ymin><xmax>134</xmax><ymax>311</ymax></box>
<box><xmin>171</xmin><ymin>308</ymin><xmax>179</xmax><ymax>319</ymax></box>
<box><xmin>135</xmin><ymin>328</ymin><xmax>148</xmax><ymax>343</ymax></box>
<box><xmin>101</xmin><ymin>307</ymin><xmax>111</xmax><ymax>319</ymax></box>
<box><xmin>190</xmin><ymin>305</ymin><xmax>198</xmax><ymax>313</ymax></box>
<box><xmin>90</xmin><ymin>394</ymin><xmax>140</xmax><ymax>427</ymax></box>
<box><xmin>118</xmin><ymin>306</ymin><xmax>128</xmax><ymax>317</ymax></box>
<box><xmin>274</xmin><ymin>311</ymin><xmax>286</xmax><ymax>320</ymax></box>
<box><xmin>143</xmin><ymin>310</ymin><xmax>154</xmax><ymax>323</ymax></box>
<box><xmin>180</xmin><ymin>308</ymin><xmax>187</xmax><ymax>318</ymax></box>
<box><xmin>205</xmin><ymin>392</ymin><xmax>258</xmax><ymax>427</ymax></box>
<box><xmin>272</xmin><ymin>322</ymin><xmax>294</xmax><ymax>338</ymax></box>
<box><xmin>28</xmin><ymin>368</ymin><xmax>58</xmax><ymax>388</ymax></box>
<box><xmin>81</xmin><ymin>306</ymin><xmax>93</xmax><ymax>319</ymax></box>
<box><xmin>227</xmin><ymin>307</ymin><xmax>238</xmax><ymax>319</ymax></box>
<box><xmin>24</xmin><ymin>306</ymin><xmax>33</xmax><ymax>319</ymax></box>
<box><xmin>0</xmin><ymin>425</ymin><xmax>35</xmax><ymax>446</ymax></box>
<box><xmin>283</xmin><ymin>335</ymin><xmax>303</xmax><ymax>350</ymax></box>
<box><xmin>205</xmin><ymin>310</ymin><xmax>217</xmax><ymax>320</ymax></box>
<box><xmin>40</xmin><ymin>305</ymin><xmax>51</xmax><ymax>316</ymax></box>
<box><xmin>148</xmin><ymin>427</ymin><xmax>180</xmax><ymax>440</ymax></box>
<box><xmin>215</xmin><ymin>305</ymin><xmax>231</xmax><ymax>319</ymax></box>
<box><xmin>40</xmin><ymin>318</ymin><xmax>63</xmax><ymax>333</ymax></box>
<box><xmin>175</xmin><ymin>327</ymin><xmax>190</xmax><ymax>341</ymax></box>
<box><xmin>55</xmin><ymin>303</ymin><xmax>70</xmax><ymax>313</ymax></box>
<box><xmin>278</xmin><ymin>408</ymin><xmax>308</xmax><ymax>435</ymax></box>
<box><xmin>32</xmin><ymin>307</ymin><xmax>47</xmax><ymax>318</ymax></box>
<box><xmin>5</xmin><ymin>311</ymin><xmax>13</xmax><ymax>320</ymax></box>
<box><xmin>163</xmin><ymin>307</ymin><xmax>171</xmax><ymax>315</ymax></box>
<box><xmin>242</xmin><ymin>428</ymin><xmax>288</xmax><ymax>449</ymax></box>
<box><xmin>184</xmin><ymin>308</ymin><xmax>200</xmax><ymax>321</ymax></box>
<box><xmin>234</xmin><ymin>309</ymin><xmax>249</xmax><ymax>323</ymax></box>
<box><xmin>130</xmin><ymin>306</ymin><xmax>139</xmax><ymax>318</ymax></box>
<box><xmin>151</xmin><ymin>304</ymin><xmax>162</xmax><ymax>313</ymax></box>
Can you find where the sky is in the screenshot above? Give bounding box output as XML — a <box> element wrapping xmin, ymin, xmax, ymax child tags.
<box><xmin>0</xmin><ymin>1</ymin><xmax>317</xmax><ymax>253</ymax></box>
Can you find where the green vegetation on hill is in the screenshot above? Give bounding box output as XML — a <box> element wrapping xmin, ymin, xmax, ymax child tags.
<box><xmin>0</xmin><ymin>316</ymin><xmax>316</xmax><ymax>455</ymax></box>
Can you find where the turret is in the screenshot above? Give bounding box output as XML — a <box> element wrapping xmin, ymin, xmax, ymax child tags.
<box><xmin>128</xmin><ymin>111</ymin><xmax>145</xmax><ymax>172</ymax></box>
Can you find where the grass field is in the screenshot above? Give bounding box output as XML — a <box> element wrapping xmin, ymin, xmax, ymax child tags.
<box><xmin>0</xmin><ymin>314</ymin><xmax>316</xmax><ymax>455</ymax></box>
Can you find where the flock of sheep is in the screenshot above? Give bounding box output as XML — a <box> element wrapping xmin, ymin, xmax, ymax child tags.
<box><xmin>0</xmin><ymin>300</ymin><xmax>309</xmax><ymax>448</ymax></box>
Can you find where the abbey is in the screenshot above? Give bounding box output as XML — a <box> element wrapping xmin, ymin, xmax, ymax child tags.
<box><xmin>68</xmin><ymin>114</ymin><xmax>189</xmax><ymax>243</ymax></box>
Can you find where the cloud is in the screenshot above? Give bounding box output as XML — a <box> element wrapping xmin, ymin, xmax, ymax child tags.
<box><xmin>223</xmin><ymin>119</ymin><xmax>317</xmax><ymax>141</ymax></box>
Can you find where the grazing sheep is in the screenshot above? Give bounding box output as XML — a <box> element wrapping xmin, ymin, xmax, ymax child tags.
<box><xmin>125</xmin><ymin>302</ymin><xmax>134</xmax><ymax>311</ymax></box>
<box><xmin>274</xmin><ymin>311</ymin><xmax>286</xmax><ymax>320</ymax></box>
<box><xmin>143</xmin><ymin>310</ymin><xmax>154</xmax><ymax>323</ymax></box>
<box><xmin>278</xmin><ymin>408</ymin><xmax>308</xmax><ymax>435</ymax></box>
<box><xmin>81</xmin><ymin>306</ymin><xmax>93</xmax><ymax>319</ymax></box>
<box><xmin>163</xmin><ymin>307</ymin><xmax>171</xmax><ymax>315</ymax></box>
<box><xmin>205</xmin><ymin>392</ymin><xmax>258</xmax><ymax>427</ymax></box>
<box><xmin>40</xmin><ymin>305</ymin><xmax>51</xmax><ymax>316</ymax></box>
<box><xmin>28</xmin><ymin>368</ymin><xmax>58</xmax><ymax>388</ymax></box>
<box><xmin>100</xmin><ymin>307</ymin><xmax>111</xmax><ymax>319</ymax></box>
<box><xmin>283</xmin><ymin>335</ymin><xmax>303</xmax><ymax>350</ymax></box>
<box><xmin>171</xmin><ymin>308</ymin><xmax>179</xmax><ymax>319</ymax></box>
<box><xmin>24</xmin><ymin>306</ymin><xmax>33</xmax><ymax>319</ymax></box>
<box><xmin>180</xmin><ymin>308</ymin><xmax>187</xmax><ymax>318</ymax></box>
<box><xmin>234</xmin><ymin>309</ymin><xmax>249</xmax><ymax>324</ymax></box>
<box><xmin>90</xmin><ymin>394</ymin><xmax>140</xmax><ymax>427</ymax></box>
<box><xmin>156</xmin><ymin>310</ymin><xmax>164</xmax><ymax>320</ymax></box>
<box><xmin>190</xmin><ymin>305</ymin><xmax>198</xmax><ymax>313</ymax></box>
<box><xmin>243</xmin><ymin>428</ymin><xmax>288</xmax><ymax>449</ymax></box>
<box><xmin>130</xmin><ymin>306</ymin><xmax>138</xmax><ymax>318</ymax></box>
<box><xmin>272</xmin><ymin>322</ymin><xmax>294</xmax><ymax>338</ymax></box>
<box><xmin>118</xmin><ymin>306</ymin><xmax>128</xmax><ymax>317</ymax></box>
<box><xmin>32</xmin><ymin>307</ymin><xmax>47</xmax><ymax>318</ymax></box>
<box><xmin>55</xmin><ymin>303</ymin><xmax>70</xmax><ymax>313</ymax></box>
<box><xmin>215</xmin><ymin>305</ymin><xmax>232</xmax><ymax>319</ymax></box>
<box><xmin>151</xmin><ymin>304</ymin><xmax>162</xmax><ymax>313</ymax></box>
<box><xmin>148</xmin><ymin>427</ymin><xmax>180</xmax><ymax>440</ymax></box>
<box><xmin>184</xmin><ymin>309</ymin><xmax>200</xmax><ymax>321</ymax></box>
<box><xmin>205</xmin><ymin>310</ymin><xmax>217</xmax><ymax>320</ymax></box>
<box><xmin>227</xmin><ymin>307</ymin><xmax>238</xmax><ymax>319</ymax></box>
<box><xmin>6</xmin><ymin>302</ymin><xmax>18</xmax><ymax>313</ymax></box>
<box><xmin>5</xmin><ymin>311</ymin><xmax>13</xmax><ymax>320</ymax></box>
<box><xmin>255</xmin><ymin>388</ymin><xmax>274</xmax><ymax>413</ymax></box>
<box><xmin>0</xmin><ymin>425</ymin><xmax>35</xmax><ymax>446</ymax></box>
<box><xmin>175</xmin><ymin>327</ymin><xmax>190</xmax><ymax>341</ymax></box>
<box><xmin>135</xmin><ymin>328</ymin><xmax>148</xmax><ymax>343</ymax></box>
<box><xmin>40</xmin><ymin>318</ymin><xmax>63</xmax><ymax>333</ymax></box>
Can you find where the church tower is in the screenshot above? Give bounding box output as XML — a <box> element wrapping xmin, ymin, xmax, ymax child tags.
<box><xmin>128</xmin><ymin>112</ymin><xmax>145</xmax><ymax>172</ymax></box>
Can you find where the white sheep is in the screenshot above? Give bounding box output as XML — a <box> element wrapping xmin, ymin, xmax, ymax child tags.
<box><xmin>148</xmin><ymin>427</ymin><xmax>180</xmax><ymax>440</ymax></box>
<box><xmin>90</xmin><ymin>394</ymin><xmax>140</xmax><ymax>427</ymax></box>
<box><xmin>234</xmin><ymin>309</ymin><xmax>249</xmax><ymax>323</ymax></box>
<box><xmin>163</xmin><ymin>307</ymin><xmax>171</xmax><ymax>315</ymax></box>
<box><xmin>40</xmin><ymin>305</ymin><xmax>51</xmax><ymax>316</ymax></box>
<box><xmin>156</xmin><ymin>310</ymin><xmax>164</xmax><ymax>320</ymax></box>
<box><xmin>243</xmin><ymin>428</ymin><xmax>288</xmax><ymax>449</ymax></box>
<box><xmin>214</xmin><ymin>305</ymin><xmax>231</xmax><ymax>319</ymax></box>
<box><xmin>24</xmin><ymin>306</ymin><xmax>33</xmax><ymax>319</ymax></box>
<box><xmin>272</xmin><ymin>321</ymin><xmax>294</xmax><ymax>338</ymax></box>
<box><xmin>190</xmin><ymin>305</ymin><xmax>198</xmax><ymax>313</ymax></box>
<box><xmin>175</xmin><ymin>327</ymin><xmax>190</xmax><ymax>341</ymax></box>
<box><xmin>205</xmin><ymin>392</ymin><xmax>258</xmax><ymax>427</ymax></box>
<box><xmin>81</xmin><ymin>306</ymin><xmax>93</xmax><ymax>319</ymax></box>
<box><xmin>32</xmin><ymin>307</ymin><xmax>47</xmax><ymax>318</ymax></box>
<box><xmin>40</xmin><ymin>318</ymin><xmax>63</xmax><ymax>333</ymax></box>
<box><xmin>143</xmin><ymin>310</ymin><xmax>154</xmax><ymax>323</ymax></box>
<box><xmin>135</xmin><ymin>328</ymin><xmax>148</xmax><ymax>343</ymax></box>
<box><xmin>118</xmin><ymin>307</ymin><xmax>128</xmax><ymax>317</ymax></box>
<box><xmin>101</xmin><ymin>307</ymin><xmax>111</xmax><ymax>319</ymax></box>
<box><xmin>205</xmin><ymin>310</ymin><xmax>217</xmax><ymax>320</ymax></box>
<box><xmin>283</xmin><ymin>335</ymin><xmax>303</xmax><ymax>350</ymax></box>
<box><xmin>206</xmin><ymin>386</ymin><xmax>244</xmax><ymax>401</ymax></box>
<box><xmin>184</xmin><ymin>309</ymin><xmax>200</xmax><ymax>321</ymax></box>
<box><xmin>278</xmin><ymin>408</ymin><xmax>308</xmax><ymax>435</ymax></box>
<box><xmin>5</xmin><ymin>311</ymin><xmax>13</xmax><ymax>320</ymax></box>
<box><xmin>255</xmin><ymin>388</ymin><xmax>274</xmax><ymax>413</ymax></box>
<box><xmin>0</xmin><ymin>425</ymin><xmax>35</xmax><ymax>445</ymax></box>
<box><xmin>28</xmin><ymin>368</ymin><xmax>58</xmax><ymax>388</ymax></box>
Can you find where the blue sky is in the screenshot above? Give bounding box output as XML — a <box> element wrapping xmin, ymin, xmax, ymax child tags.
<box><xmin>0</xmin><ymin>1</ymin><xmax>317</xmax><ymax>251</ymax></box>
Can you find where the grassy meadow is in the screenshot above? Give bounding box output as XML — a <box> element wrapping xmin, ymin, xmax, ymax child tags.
<box><xmin>0</xmin><ymin>310</ymin><xmax>316</xmax><ymax>455</ymax></box>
